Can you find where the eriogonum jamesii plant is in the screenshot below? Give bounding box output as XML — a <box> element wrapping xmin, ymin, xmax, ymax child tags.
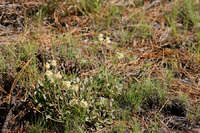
<box><xmin>31</xmin><ymin>59</ymin><xmax>122</xmax><ymax>130</ymax></box>
<box><xmin>33</xmin><ymin>59</ymin><xmax>89</xmax><ymax>123</ymax></box>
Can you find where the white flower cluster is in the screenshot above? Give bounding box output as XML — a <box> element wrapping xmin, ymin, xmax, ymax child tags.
<box><xmin>69</xmin><ymin>99</ymin><xmax>88</xmax><ymax>108</ymax></box>
<box><xmin>98</xmin><ymin>34</ymin><xmax>112</xmax><ymax>44</ymax></box>
<box><xmin>116</xmin><ymin>52</ymin><xmax>124</xmax><ymax>59</ymax></box>
<box><xmin>80</xmin><ymin>100</ymin><xmax>88</xmax><ymax>108</ymax></box>
<box><xmin>62</xmin><ymin>80</ymin><xmax>79</xmax><ymax>92</ymax></box>
<box><xmin>45</xmin><ymin>60</ymin><xmax>62</xmax><ymax>83</ymax></box>
<box><xmin>62</xmin><ymin>78</ymin><xmax>89</xmax><ymax>108</ymax></box>
<box><xmin>44</xmin><ymin>60</ymin><xmax>89</xmax><ymax>109</ymax></box>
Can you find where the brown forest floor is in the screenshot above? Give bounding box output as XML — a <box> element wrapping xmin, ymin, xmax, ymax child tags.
<box><xmin>0</xmin><ymin>0</ymin><xmax>200</xmax><ymax>132</ymax></box>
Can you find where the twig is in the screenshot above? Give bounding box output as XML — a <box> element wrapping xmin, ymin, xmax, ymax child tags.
<box><xmin>8</xmin><ymin>57</ymin><xmax>33</xmax><ymax>104</ymax></box>
<box><xmin>143</xmin><ymin>0</ymin><xmax>165</xmax><ymax>11</ymax></box>
<box><xmin>133</xmin><ymin>113</ymin><xmax>149</xmax><ymax>130</ymax></box>
<box><xmin>158</xmin><ymin>98</ymin><xmax>169</xmax><ymax>113</ymax></box>
<box><xmin>2</xmin><ymin>96</ymin><xmax>16</xmax><ymax>132</ymax></box>
<box><xmin>0</xmin><ymin>85</ymin><xmax>7</xmax><ymax>94</ymax></box>
<box><xmin>151</xmin><ymin>112</ymin><xmax>172</xmax><ymax>133</ymax></box>
<box><xmin>0</xmin><ymin>3</ymin><xmax>22</xmax><ymax>9</ymax></box>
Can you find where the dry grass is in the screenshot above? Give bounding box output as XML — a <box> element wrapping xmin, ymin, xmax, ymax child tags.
<box><xmin>0</xmin><ymin>0</ymin><xmax>200</xmax><ymax>132</ymax></box>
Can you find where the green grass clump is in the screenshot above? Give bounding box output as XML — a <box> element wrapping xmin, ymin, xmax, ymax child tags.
<box><xmin>166</xmin><ymin>0</ymin><xmax>200</xmax><ymax>33</ymax></box>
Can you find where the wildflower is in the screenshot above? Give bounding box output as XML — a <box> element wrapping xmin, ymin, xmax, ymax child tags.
<box><xmin>49</xmin><ymin>76</ymin><xmax>55</xmax><ymax>83</ymax></box>
<box><xmin>55</xmin><ymin>72</ymin><xmax>62</xmax><ymax>79</ymax></box>
<box><xmin>70</xmin><ymin>84</ymin><xmax>79</xmax><ymax>92</ymax></box>
<box><xmin>80</xmin><ymin>100</ymin><xmax>88</xmax><ymax>108</ymax></box>
<box><xmin>45</xmin><ymin>70</ymin><xmax>55</xmax><ymax>83</ymax></box>
<box><xmin>45</xmin><ymin>70</ymin><xmax>53</xmax><ymax>78</ymax></box>
<box><xmin>62</xmin><ymin>81</ymin><xmax>71</xmax><ymax>88</ymax></box>
<box><xmin>51</xmin><ymin>60</ymin><xmax>57</xmax><ymax>67</ymax></box>
<box><xmin>105</xmin><ymin>37</ymin><xmax>111</xmax><ymax>44</ymax></box>
<box><xmin>100</xmin><ymin>97</ymin><xmax>107</xmax><ymax>105</ymax></box>
<box><xmin>70</xmin><ymin>99</ymin><xmax>79</xmax><ymax>105</ymax></box>
<box><xmin>98</xmin><ymin>34</ymin><xmax>104</xmax><ymax>42</ymax></box>
<box><xmin>116</xmin><ymin>52</ymin><xmax>124</xmax><ymax>59</ymax></box>
<box><xmin>45</xmin><ymin>63</ymin><xmax>50</xmax><ymax>69</ymax></box>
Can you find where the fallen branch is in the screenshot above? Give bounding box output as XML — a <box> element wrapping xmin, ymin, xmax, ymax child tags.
<box><xmin>8</xmin><ymin>57</ymin><xmax>33</xmax><ymax>104</ymax></box>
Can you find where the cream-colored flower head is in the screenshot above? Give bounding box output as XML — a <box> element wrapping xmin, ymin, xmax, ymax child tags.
<box><xmin>45</xmin><ymin>70</ymin><xmax>53</xmax><ymax>78</ymax></box>
<box><xmin>55</xmin><ymin>72</ymin><xmax>62</xmax><ymax>79</ymax></box>
<box><xmin>70</xmin><ymin>84</ymin><xmax>79</xmax><ymax>92</ymax></box>
<box><xmin>45</xmin><ymin>70</ymin><xmax>55</xmax><ymax>83</ymax></box>
<box><xmin>100</xmin><ymin>97</ymin><xmax>107</xmax><ymax>105</ymax></box>
<box><xmin>62</xmin><ymin>81</ymin><xmax>71</xmax><ymax>88</ymax></box>
<box><xmin>49</xmin><ymin>76</ymin><xmax>55</xmax><ymax>83</ymax></box>
<box><xmin>70</xmin><ymin>99</ymin><xmax>79</xmax><ymax>105</ymax></box>
<box><xmin>116</xmin><ymin>52</ymin><xmax>124</xmax><ymax>59</ymax></box>
<box><xmin>80</xmin><ymin>100</ymin><xmax>88</xmax><ymax>108</ymax></box>
<box><xmin>45</xmin><ymin>63</ymin><xmax>50</xmax><ymax>69</ymax></box>
<box><xmin>51</xmin><ymin>60</ymin><xmax>57</xmax><ymax>67</ymax></box>
<box><xmin>98</xmin><ymin>34</ymin><xmax>104</xmax><ymax>42</ymax></box>
<box><xmin>105</xmin><ymin>37</ymin><xmax>111</xmax><ymax>44</ymax></box>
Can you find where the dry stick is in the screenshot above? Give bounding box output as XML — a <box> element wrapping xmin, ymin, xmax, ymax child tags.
<box><xmin>133</xmin><ymin>113</ymin><xmax>149</xmax><ymax>130</ymax></box>
<box><xmin>158</xmin><ymin>98</ymin><xmax>169</xmax><ymax>113</ymax></box>
<box><xmin>152</xmin><ymin>112</ymin><xmax>172</xmax><ymax>133</ymax></box>
<box><xmin>2</xmin><ymin>96</ymin><xmax>16</xmax><ymax>132</ymax></box>
<box><xmin>143</xmin><ymin>0</ymin><xmax>165</xmax><ymax>12</ymax></box>
<box><xmin>8</xmin><ymin>57</ymin><xmax>33</xmax><ymax>104</ymax></box>
<box><xmin>0</xmin><ymin>85</ymin><xmax>7</xmax><ymax>94</ymax></box>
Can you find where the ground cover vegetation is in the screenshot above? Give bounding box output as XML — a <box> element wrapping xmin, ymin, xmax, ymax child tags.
<box><xmin>0</xmin><ymin>0</ymin><xmax>200</xmax><ymax>132</ymax></box>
